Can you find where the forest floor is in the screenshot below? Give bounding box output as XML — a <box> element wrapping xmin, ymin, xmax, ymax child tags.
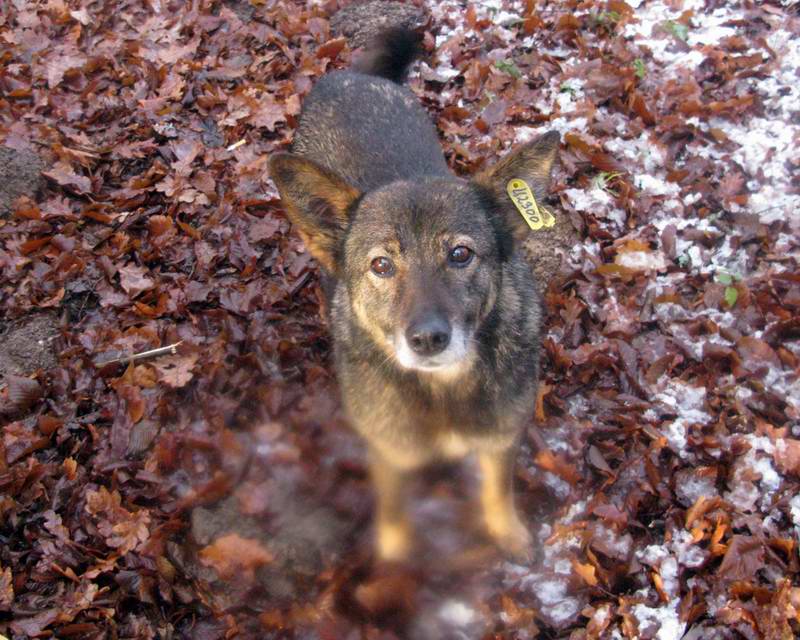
<box><xmin>1</xmin><ymin>0</ymin><xmax>799</xmax><ymax>638</ymax></box>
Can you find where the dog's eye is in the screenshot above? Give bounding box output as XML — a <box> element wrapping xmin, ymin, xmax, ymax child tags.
<box><xmin>370</xmin><ymin>256</ymin><xmax>395</xmax><ymax>277</ymax></box>
<box><xmin>448</xmin><ymin>246</ymin><xmax>474</xmax><ymax>267</ymax></box>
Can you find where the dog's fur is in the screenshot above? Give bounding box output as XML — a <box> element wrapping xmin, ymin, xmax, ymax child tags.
<box><xmin>269</xmin><ymin>28</ymin><xmax>559</xmax><ymax>560</ymax></box>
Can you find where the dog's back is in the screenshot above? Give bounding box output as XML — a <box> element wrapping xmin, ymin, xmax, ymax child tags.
<box><xmin>290</xmin><ymin>28</ymin><xmax>449</xmax><ymax>191</ymax></box>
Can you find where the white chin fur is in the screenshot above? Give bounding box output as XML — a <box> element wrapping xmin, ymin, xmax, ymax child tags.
<box><xmin>392</xmin><ymin>326</ymin><xmax>471</xmax><ymax>374</ymax></box>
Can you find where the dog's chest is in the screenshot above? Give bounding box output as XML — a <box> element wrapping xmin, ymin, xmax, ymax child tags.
<box><xmin>435</xmin><ymin>430</ymin><xmax>471</xmax><ymax>459</ymax></box>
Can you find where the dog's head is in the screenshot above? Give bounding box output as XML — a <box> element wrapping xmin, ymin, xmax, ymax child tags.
<box><xmin>269</xmin><ymin>132</ymin><xmax>559</xmax><ymax>375</ymax></box>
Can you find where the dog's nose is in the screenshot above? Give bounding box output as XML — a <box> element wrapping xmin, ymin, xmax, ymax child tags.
<box><xmin>406</xmin><ymin>315</ymin><xmax>451</xmax><ymax>356</ymax></box>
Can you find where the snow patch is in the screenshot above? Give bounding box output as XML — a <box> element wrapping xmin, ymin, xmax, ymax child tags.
<box><xmin>542</xmin><ymin>471</ymin><xmax>571</xmax><ymax>500</ymax></box>
<box><xmin>724</xmin><ymin>434</ymin><xmax>784</xmax><ymax>512</ymax></box>
<box><xmin>605</xmin><ymin>133</ymin><xmax>666</xmax><ymax>174</ymax></box>
<box><xmin>616</xmin><ymin>250</ymin><xmax>668</xmax><ymax>271</ymax></box>
<box><xmin>790</xmin><ymin>494</ymin><xmax>800</xmax><ymax>529</ymax></box>
<box><xmin>652</xmin><ymin>378</ymin><xmax>710</xmax><ymax>456</ymax></box>
<box><xmin>527</xmin><ymin>577</ymin><xmax>581</xmax><ymax>625</ymax></box>
<box><xmin>632</xmin><ymin>599</ymin><xmax>686</xmax><ymax>640</ymax></box>
<box><xmin>547</xmin><ymin>115</ymin><xmax>589</xmax><ymax>137</ymax></box>
<box><xmin>673</xmin><ymin>529</ymin><xmax>706</xmax><ymax>569</ymax></box>
<box><xmin>438</xmin><ymin>600</ymin><xmax>478</xmax><ymax>627</ymax></box>
<box><xmin>676</xmin><ymin>474</ymin><xmax>718</xmax><ymax>507</ymax></box>
<box><xmin>564</xmin><ymin>186</ymin><xmax>626</xmax><ymax>229</ymax></box>
<box><xmin>635</xmin><ymin>174</ymin><xmax>680</xmax><ymax>197</ymax></box>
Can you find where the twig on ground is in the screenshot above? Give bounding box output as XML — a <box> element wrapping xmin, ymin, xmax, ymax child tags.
<box><xmin>95</xmin><ymin>341</ymin><xmax>183</xmax><ymax>367</ymax></box>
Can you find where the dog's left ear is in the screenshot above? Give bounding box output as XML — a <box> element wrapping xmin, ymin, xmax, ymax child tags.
<box><xmin>269</xmin><ymin>153</ymin><xmax>361</xmax><ymax>273</ymax></box>
<box><xmin>473</xmin><ymin>131</ymin><xmax>560</xmax><ymax>242</ymax></box>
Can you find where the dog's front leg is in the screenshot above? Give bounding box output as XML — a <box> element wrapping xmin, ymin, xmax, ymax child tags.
<box><xmin>479</xmin><ymin>444</ymin><xmax>532</xmax><ymax>560</ymax></box>
<box><xmin>369</xmin><ymin>448</ymin><xmax>413</xmax><ymax>562</ymax></box>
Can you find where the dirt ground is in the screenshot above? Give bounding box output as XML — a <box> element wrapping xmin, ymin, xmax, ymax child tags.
<box><xmin>522</xmin><ymin>203</ymin><xmax>581</xmax><ymax>284</ymax></box>
<box><xmin>0</xmin><ymin>312</ymin><xmax>60</xmax><ymax>381</ymax></box>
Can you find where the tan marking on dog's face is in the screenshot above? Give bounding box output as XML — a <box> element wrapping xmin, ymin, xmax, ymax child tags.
<box><xmin>343</xmin><ymin>179</ymin><xmax>503</xmax><ymax>376</ymax></box>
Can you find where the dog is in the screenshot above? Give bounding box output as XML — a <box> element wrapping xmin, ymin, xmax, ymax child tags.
<box><xmin>269</xmin><ymin>28</ymin><xmax>559</xmax><ymax>561</ymax></box>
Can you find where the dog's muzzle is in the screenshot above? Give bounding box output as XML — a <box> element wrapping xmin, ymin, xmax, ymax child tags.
<box><xmin>393</xmin><ymin>314</ymin><xmax>470</xmax><ymax>373</ymax></box>
<box><xmin>405</xmin><ymin>313</ymin><xmax>451</xmax><ymax>357</ymax></box>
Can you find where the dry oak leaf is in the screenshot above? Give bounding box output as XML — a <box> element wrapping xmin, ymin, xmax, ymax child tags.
<box><xmin>535</xmin><ymin>449</ymin><xmax>581</xmax><ymax>485</ymax></box>
<box><xmin>98</xmin><ymin>508</ymin><xmax>151</xmax><ymax>554</ymax></box>
<box><xmin>43</xmin><ymin>162</ymin><xmax>91</xmax><ymax>194</ymax></box>
<box><xmin>572</xmin><ymin>559</ymin><xmax>599</xmax><ymax>586</ymax></box>
<box><xmin>354</xmin><ymin>567</ymin><xmax>417</xmax><ymax>617</ymax></box>
<box><xmin>85</xmin><ymin>486</ymin><xmax>151</xmax><ymax>553</ymax></box>
<box><xmin>118</xmin><ymin>263</ymin><xmax>155</xmax><ymax>297</ymax></box>
<box><xmin>10</xmin><ymin>609</ymin><xmax>60</xmax><ymax>638</ymax></box>
<box><xmin>69</xmin><ymin>8</ymin><xmax>91</xmax><ymax>25</ymax></box>
<box><xmin>0</xmin><ymin>565</ymin><xmax>13</xmax><ymax>610</ymax></box>
<box><xmin>118</xmin><ymin>384</ymin><xmax>145</xmax><ymax>423</ymax></box>
<box><xmin>157</xmin><ymin>38</ymin><xmax>200</xmax><ymax>65</ymax></box>
<box><xmin>46</xmin><ymin>54</ymin><xmax>83</xmax><ymax>89</ymax></box>
<box><xmin>717</xmin><ymin>535</ymin><xmax>764</xmax><ymax>584</ymax></box>
<box><xmin>2</xmin><ymin>375</ymin><xmax>42</xmax><ymax>415</ymax></box>
<box><xmin>252</xmin><ymin>97</ymin><xmax>286</xmax><ymax>131</ymax></box>
<box><xmin>152</xmin><ymin>353</ymin><xmax>199</xmax><ymax>388</ymax></box>
<box><xmin>85</xmin><ymin>485</ymin><xmax>123</xmax><ymax>515</ymax></box>
<box><xmin>199</xmin><ymin>533</ymin><xmax>273</xmax><ymax>580</ymax></box>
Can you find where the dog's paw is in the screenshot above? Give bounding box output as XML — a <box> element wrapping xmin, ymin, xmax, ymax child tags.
<box><xmin>376</xmin><ymin>520</ymin><xmax>413</xmax><ymax>562</ymax></box>
<box><xmin>488</xmin><ymin>516</ymin><xmax>533</xmax><ymax>561</ymax></box>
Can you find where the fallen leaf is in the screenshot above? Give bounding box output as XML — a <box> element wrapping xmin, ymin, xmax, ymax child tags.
<box><xmin>199</xmin><ymin>534</ymin><xmax>273</xmax><ymax>581</ymax></box>
<box><xmin>43</xmin><ymin>162</ymin><xmax>91</xmax><ymax>193</ymax></box>
<box><xmin>152</xmin><ymin>354</ymin><xmax>199</xmax><ymax>388</ymax></box>
<box><xmin>118</xmin><ymin>264</ymin><xmax>155</xmax><ymax>297</ymax></box>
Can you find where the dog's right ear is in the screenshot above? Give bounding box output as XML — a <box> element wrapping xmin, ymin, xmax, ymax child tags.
<box><xmin>473</xmin><ymin>131</ymin><xmax>560</xmax><ymax>245</ymax></box>
<box><xmin>269</xmin><ymin>153</ymin><xmax>361</xmax><ymax>272</ymax></box>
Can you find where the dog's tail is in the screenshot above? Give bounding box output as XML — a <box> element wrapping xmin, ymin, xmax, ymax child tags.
<box><xmin>352</xmin><ymin>27</ymin><xmax>422</xmax><ymax>84</ymax></box>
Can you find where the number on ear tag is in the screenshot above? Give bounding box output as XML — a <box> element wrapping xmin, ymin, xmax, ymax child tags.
<box><xmin>507</xmin><ymin>179</ymin><xmax>556</xmax><ymax>231</ymax></box>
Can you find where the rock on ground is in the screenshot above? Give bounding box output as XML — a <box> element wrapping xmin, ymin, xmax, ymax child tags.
<box><xmin>330</xmin><ymin>1</ymin><xmax>428</xmax><ymax>50</ymax></box>
<box><xmin>0</xmin><ymin>146</ymin><xmax>45</xmax><ymax>216</ymax></box>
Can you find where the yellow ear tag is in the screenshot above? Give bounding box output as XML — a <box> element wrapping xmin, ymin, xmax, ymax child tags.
<box><xmin>506</xmin><ymin>179</ymin><xmax>555</xmax><ymax>231</ymax></box>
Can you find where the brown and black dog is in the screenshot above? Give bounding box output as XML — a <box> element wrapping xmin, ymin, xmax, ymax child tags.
<box><xmin>269</xmin><ymin>28</ymin><xmax>559</xmax><ymax>561</ymax></box>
